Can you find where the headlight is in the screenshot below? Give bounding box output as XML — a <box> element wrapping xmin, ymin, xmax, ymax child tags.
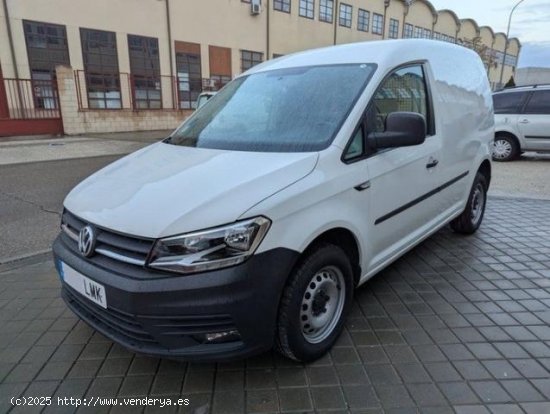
<box><xmin>147</xmin><ymin>217</ymin><xmax>271</xmax><ymax>274</ymax></box>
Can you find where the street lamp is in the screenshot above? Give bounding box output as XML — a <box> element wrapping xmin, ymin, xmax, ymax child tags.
<box><xmin>499</xmin><ymin>0</ymin><xmax>526</xmax><ymax>87</ymax></box>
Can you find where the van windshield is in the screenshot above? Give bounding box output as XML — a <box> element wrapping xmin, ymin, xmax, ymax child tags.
<box><xmin>166</xmin><ymin>64</ymin><xmax>376</xmax><ymax>152</ymax></box>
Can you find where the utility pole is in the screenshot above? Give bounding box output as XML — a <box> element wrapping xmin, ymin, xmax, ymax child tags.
<box><xmin>499</xmin><ymin>0</ymin><xmax>525</xmax><ymax>87</ymax></box>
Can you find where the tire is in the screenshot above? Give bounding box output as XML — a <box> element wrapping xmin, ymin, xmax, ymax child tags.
<box><xmin>492</xmin><ymin>135</ymin><xmax>519</xmax><ymax>162</ymax></box>
<box><xmin>275</xmin><ymin>243</ymin><xmax>354</xmax><ymax>362</ymax></box>
<box><xmin>450</xmin><ymin>172</ymin><xmax>488</xmax><ymax>234</ymax></box>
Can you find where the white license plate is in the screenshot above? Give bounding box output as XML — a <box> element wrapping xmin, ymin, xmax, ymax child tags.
<box><xmin>60</xmin><ymin>262</ymin><xmax>108</xmax><ymax>309</ymax></box>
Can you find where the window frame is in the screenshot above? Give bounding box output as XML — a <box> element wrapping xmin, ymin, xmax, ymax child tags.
<box><xmin>240</xmin><ymin>49</ymin><xmax>264</xmax><ymax>72</ymax></box>
<box><xmin>80</xmin><ymin>28</ymin><xmax>121</xmax><ymax>110</ymax></box>
<box><xmin>357</xmin><ymin>9</ymin><xmax>370</xmax><ymax>32</ymax></box>
<box><xmin>493</xmin><ymin>91</ymin><xmax>530</xmax><ymax>115</ymax></box>
<box><xmin>319</xmin><ymin>0</ymin><xmax>334</xmax><ymax>23</ymax></box>
<box><xmin>372</xmin><ymin>13</ymin><xmax>384</xmax><ymax>35</ymax></box>
<box><xmin>341</xmin><ymin>61</ymin><xmax>435</xmax><ymax>164</ymax></box>
<box><xmin>404</xmin><ymin>23</ymin><xmax>413</xmax><ymax>38</ymax></box>
<box><xmin>127</xmin><ymin>34</ymin><xmax>162</xmax><ymax>110</ymax></box>
<box><xmin>522</xmin><ymin>90</ymin><xmax>550</xmax><ymax>115</ymax></box>
<box><xmin>273</xmin><ymin>0</ymin><xmax>291</xmax><ymax>13</ymax></box>
<box><xmin>299</xmin><ymin>0</ymin><xmax>315</xmax><ymax>19</ymax></box>
<box><xmin>339</xmin><ymin>3</ymin><xmax>353</xmax><ymax>28</ymax></box>
<box><xmin>388</xmin><ymin>18</ymin><xmax>399</xmax><ymax>39</ymax></box>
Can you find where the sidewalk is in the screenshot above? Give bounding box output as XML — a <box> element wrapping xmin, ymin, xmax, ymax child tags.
<box><xmin>0</xmin><ymin>130</ymin><xmax>171</xmax><ymax>166</ymax></box>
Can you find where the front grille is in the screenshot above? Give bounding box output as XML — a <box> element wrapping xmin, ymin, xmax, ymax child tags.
<box><xmin>63</xmin><ymin>285</ymin><xmax>239</xmax><ymax>350</ymax></box>
<box><xmin>63</xmin><ymin>285</ymin><xmax>158</xmax><ymax>348</ymax></box>
<box><xmin>61</xmin><ymin>209</ymin><xmax>154</xmax><ymax>267</ymax></box>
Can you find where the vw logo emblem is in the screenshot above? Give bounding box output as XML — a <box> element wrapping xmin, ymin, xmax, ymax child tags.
<box><xmin>78</xmin><ymin>225</ymin><xmax>96</xmax><ymax>258</ymax></box>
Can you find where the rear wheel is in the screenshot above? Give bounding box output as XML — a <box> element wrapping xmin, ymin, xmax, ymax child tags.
<box><xmin>276</xmin><ymin>243</ymin><xmax>354</xmax><ymax>362</ymax></box>
<box><xmin>450</xmin><ymin>172</ymin><xmax>488</xmax><ymax>234</ymax></box>
<box><xmin>493</xmin><ymin>135</ymin><xmax>519</xmax><ymax>162</ymax></box>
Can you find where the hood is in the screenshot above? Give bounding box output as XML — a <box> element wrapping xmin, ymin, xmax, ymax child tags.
<box><xmin>64</xmin><ymin>142</ymin><xmax>318</xmax><ymax>238</ymax></box>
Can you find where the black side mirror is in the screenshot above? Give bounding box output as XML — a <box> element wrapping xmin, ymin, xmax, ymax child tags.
<box><xmin>368</xmin><ymin>112</ymin><xmax>427</xmax><ymax>149</ymax></box>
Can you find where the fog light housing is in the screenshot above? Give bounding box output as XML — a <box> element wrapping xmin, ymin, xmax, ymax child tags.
<box><xmin>194</xmin><ymin>330</ymin><xmax>241</xmax><ymax>344</ymax></box>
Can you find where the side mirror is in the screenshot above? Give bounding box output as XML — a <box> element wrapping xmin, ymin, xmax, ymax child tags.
<box><xmin>368</xmin><ymin>112</ymin><xmax>427</xmax><ymax>149</ymax></box>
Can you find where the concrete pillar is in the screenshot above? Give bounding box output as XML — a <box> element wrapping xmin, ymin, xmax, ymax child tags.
<box><xmin>55</xmin><ymin>65</ymin><xmax>84</xmax><ymax>135</ymax></box>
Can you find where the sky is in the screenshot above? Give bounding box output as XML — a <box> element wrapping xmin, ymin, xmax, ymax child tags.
<box><xmin>428</xmin><ymin>0</ymin><xmax>550</xmax><ymax>68</ymax></box>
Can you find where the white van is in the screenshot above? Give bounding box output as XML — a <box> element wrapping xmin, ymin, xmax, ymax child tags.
<box><xmin>54</xmin><ymin>40</ymin><xmax>493</xmax><ymax>362</ymax></box>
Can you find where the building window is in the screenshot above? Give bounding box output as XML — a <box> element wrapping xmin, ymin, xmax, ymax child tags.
<box><xmin>414</xmin><ymin>26</ymin><xmax>423</xmax><ymax>38</ymax></box>
<box><xmin>299</xmin><ymin>0</ymin><xmax>314</xmax><ymax>19</ymax></box>
<box><xmin>241</xmin><ymin>50</ymin><xmax>263</xmax><ymax>72</ymax></box>
<box><xmin>274</xmin><ymin>0</ymin><xmax>291</xmax><ymax>13</ymax></box>
<box><xmin>128</xmin><ymin>34</ymin><xmax>161</xmax><ymax>109</ymax></box>
<box><xmin>423</xmin><ymin>28</ymin><xmax>432</xmax><ymax>39</ymax></box>
<box><xmin>357</xmin><ymin>9</ymin><xmax>370</xmax><ymax>32</ymax></box>
<box><xmin>339</xmin><ymin>3</ymin><xmax>352</xmax><ymax>28</ymax></box>
<box><xmin>404</xmin><ymin>23</ymin><xmax>413</xmax><ymax>38</ymax></box>
<box><xmin>388</xmin><ymin>18</ymin><xmax>399</xmax><ymax>39</ymax></box>
<box><xmin>80</xmin><ymin>29</ymin><xmax>121</xmax><ymax>109</ymax></box>
<box><xmin>176</xmin><ymin>47</ymin><xmax>202</xmax><ymax>110</ymax></box>
<box><xmin>319</xmin><ymin>0</ymin><xmax>333</xmax><ymax>23</ymax></box>
<box><xmin>23</xmin><ymin>20</ymin><xmax>70</xmax><ymax>109</ymax></box>
<box><xmin>372</xmin><ymin>13</ymin><xmax>383</xmax><ymax>35</ymax></box>
<box><xmin>23</xmin><ymin>20</ymin><xmax>70</xmax><ymax>80</ymax></box>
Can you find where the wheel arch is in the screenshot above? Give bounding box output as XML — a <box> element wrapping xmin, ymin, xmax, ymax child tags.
<box><xmin>495</xmin><ymin>130</ymin><xmax>521</xmax><ymax>149</ymax></box>
<box><xmin>300</xmin><ymin>227</ymin><xmax>362</xmax><ymax>287</ymax></box>
<box><xmin>478</xmin><ymin>159</ymin><xmax>491</xmax><ymax>187</ymax></box>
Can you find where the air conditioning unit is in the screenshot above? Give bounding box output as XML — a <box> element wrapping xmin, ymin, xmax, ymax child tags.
<box><xmin>251</xmin><ymin>0</ymin><xmax>261</xmax><ymax>15</ymax></box>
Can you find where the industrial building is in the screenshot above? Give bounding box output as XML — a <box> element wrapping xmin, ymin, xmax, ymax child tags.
<box><xmin>0</xmin><ymin>0</ymin><xmax>521</xmax><ymax>136</ymax></box>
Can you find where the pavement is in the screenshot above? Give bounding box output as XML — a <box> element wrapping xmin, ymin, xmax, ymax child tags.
<box><xmin>1</xmin><ymin>197</ymin><xmax>550</xmax><ymax>413</ymax></box>
<box><xmin>1</xmin><ymin>133</ymin><xmax>550</xmax><ymax>413</ymax></box>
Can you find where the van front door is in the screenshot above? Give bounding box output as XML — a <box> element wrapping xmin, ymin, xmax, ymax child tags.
<box><xmin>363</xmin><ymin>64</ymin><xmax>443</xmax><ymax>275</ymax></box>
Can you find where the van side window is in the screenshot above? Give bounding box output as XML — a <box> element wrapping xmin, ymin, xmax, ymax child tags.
<box><xmin>371</xmin><ymin>65</ymin><xmax>430</xmax><ymax>134</ymax></box>
<box><xmin>343</xmin><ymin>126</ymin><xmax>364</xmax><ymax>160</ymax></box>
<box><xmin>524</xmin><ymin>90</ymin><xmax>550</xmax><ymax>115</ymax></box>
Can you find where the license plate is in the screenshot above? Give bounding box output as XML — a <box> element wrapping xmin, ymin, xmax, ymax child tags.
<box><xmin>60</xmin><ymin>262</ymin><xmax>108</xmax><ymax>309</ymax></box>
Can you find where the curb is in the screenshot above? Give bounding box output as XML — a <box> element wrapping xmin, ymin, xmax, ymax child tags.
<box><xmin>0</xmin><ymin>250</ymin><xmax>52</xmax><ymax>273</ymax></box>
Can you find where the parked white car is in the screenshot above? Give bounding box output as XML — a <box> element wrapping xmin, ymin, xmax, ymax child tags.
<box><xmin>493</xmin><ymin>85</ymin><xmax>550</xmax><ymax>161</ymax></box>
<box><xmin>54</xmin><ymin>40</ymin><xmax>493</xmax><ymax>362</ymax></box>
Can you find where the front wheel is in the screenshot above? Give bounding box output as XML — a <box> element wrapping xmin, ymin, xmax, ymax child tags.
<box><xmin>450</xmin><ymin>172</ymin><xmax>488</xmax><ymax>234</ymax></box>
<box><xmin>275</xmin><ymin>243</ymin><xmax>354</xmax><ymax>362</ymax></box>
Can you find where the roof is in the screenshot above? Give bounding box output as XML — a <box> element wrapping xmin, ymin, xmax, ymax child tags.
<box><xmin>247</xmin><ymin>39</ymin><xmax>476</xmax><ymax>76</ymax></box>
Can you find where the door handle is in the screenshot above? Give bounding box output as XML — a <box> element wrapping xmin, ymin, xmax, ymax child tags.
<box><xmin>519</xmin><ymin>119</ymin><xmax>530</xmax><ymax>124</ymax></box>
<box><xmin>426</xmin><ymin>158</ymin><xmax>439</xmax><ymax>169</ymax></box>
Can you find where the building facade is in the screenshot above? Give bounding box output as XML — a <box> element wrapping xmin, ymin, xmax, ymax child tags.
<box><xmin>0</xmin><ymin>0</ymin><xmax>521</xmax><ymax>135</ymax></box>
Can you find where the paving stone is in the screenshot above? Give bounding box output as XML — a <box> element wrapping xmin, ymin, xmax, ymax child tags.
<box><xmin>439</xmin><ymin>381</ymin><xmax>480</xmax><ymax>404</ymax></box>
<box><xmin>1</xmin><ymin>198</ymin><xmax>550</xmax><ymax>412</ymax></box>
<box><xmin>501</xmin><ymin>379</ymin><xmax>545</xmax><ymax>402</ymax></box>
<box><xmin>342</xmin><ymin>384</ymin><xmax>379</xmax><ymax>409</ymax></box>
<box><xmin>470</xmin><ymin>381</ymin><xmax>513</xmax><ymax>403</ymax></box>
<box><xmin>248</xmin><ymin>390</ymin><xmax>279</xmax><ymax>413</ymax></box>
<box><xmin>310</xmin><ymin>386</ymin><xmax>347</xmax><ymax>410</ymax></box>
<box><xmin>278</xmin><ymin>387</ymin><xmax>312</xmax><ymax>412</ymax></box>
<box><xmin>374</xmin><ymin>384</ymin><xmax>414</xmax><ymax>408</ymax></box>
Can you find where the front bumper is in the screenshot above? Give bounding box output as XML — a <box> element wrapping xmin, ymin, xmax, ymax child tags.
<box><xmin>53</xmin><ymin>235</ymin><xmax>298</xmax><ymax>361</ymax></box>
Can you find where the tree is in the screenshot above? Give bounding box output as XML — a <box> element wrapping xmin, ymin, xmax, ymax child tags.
<box><xmin>505</xmin><ymin>76</ymin><xmax>516</xmax><ymax>88</ymax></box>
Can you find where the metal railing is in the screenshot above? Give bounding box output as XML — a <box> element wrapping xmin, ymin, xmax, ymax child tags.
<box><xmin>74</xmin><ymin>70</ymin><xmax>226</xmax><ymax>111</ymax></box>
<box><xmin>0</xmin><ymin>77</ymin><xmax>61</xmax><ymax>119</ymax></box>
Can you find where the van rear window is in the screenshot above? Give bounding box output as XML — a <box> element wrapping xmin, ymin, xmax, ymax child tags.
<box><xmin>166</xmin><ymin>64</ymin><xmax>376</xmax><ymax>152</ymax></box>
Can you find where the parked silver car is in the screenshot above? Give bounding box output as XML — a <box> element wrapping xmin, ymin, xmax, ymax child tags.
<box><xmin>493</xmin><ymin>85</ymin><xmax>550</xmax><ymax>161</ymax></box>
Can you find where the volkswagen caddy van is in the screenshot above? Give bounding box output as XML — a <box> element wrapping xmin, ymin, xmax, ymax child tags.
<box><xmin>54</xmin><ymin>40</ymin><xmax>494</xmax><ymax>362</ymax></box>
